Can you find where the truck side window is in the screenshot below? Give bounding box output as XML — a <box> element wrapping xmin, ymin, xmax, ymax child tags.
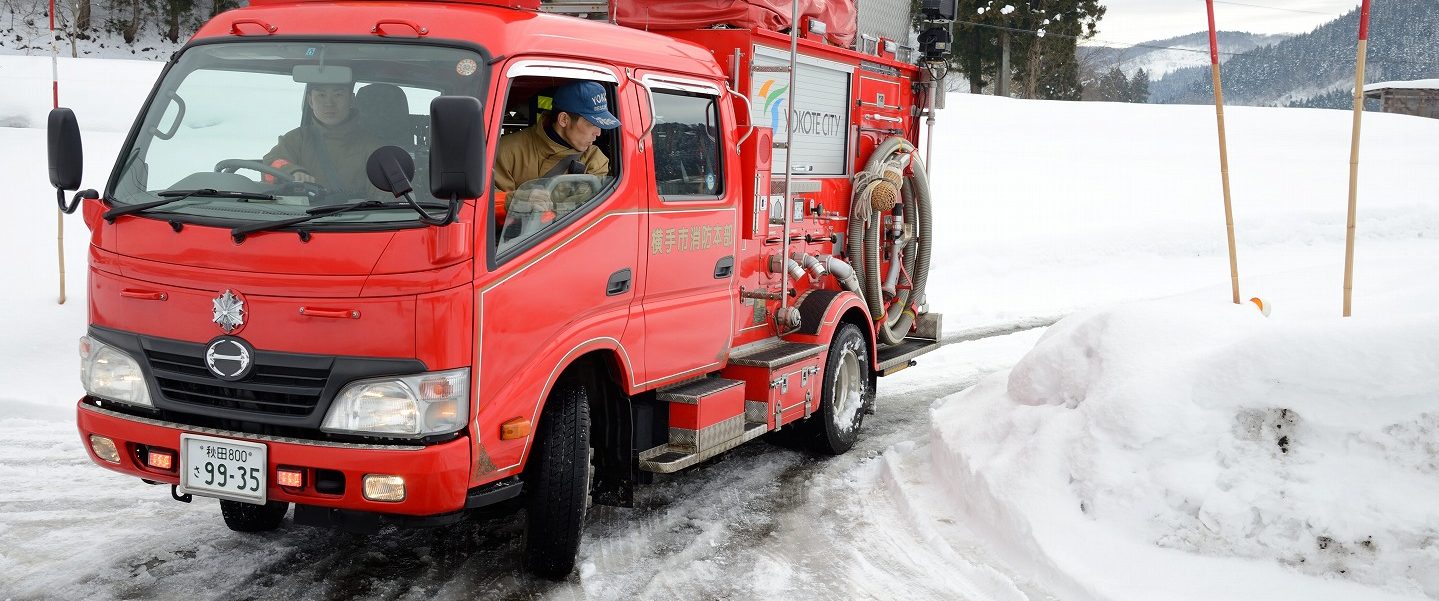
<box><xmin>491</xmin><ymin>76</ymin><xmax>620</xmax><ymax>256</ymax></box>
<box><xmin>651</xmin><ymin>91</ymin><xmax>723</xmax><ymax>199</ymax></box>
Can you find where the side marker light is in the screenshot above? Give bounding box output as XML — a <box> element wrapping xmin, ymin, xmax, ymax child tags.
<box><xmin>500</xmin><ymin>418</ymin><xmax>531</xmax><ymax>440</ymax></box>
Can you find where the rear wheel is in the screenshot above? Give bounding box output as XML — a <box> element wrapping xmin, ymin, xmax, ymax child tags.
<box><xmin>807</xmin><ymin>323</ymin><xmax>874</xmax><ymax>455</ymax></box>
<box><xmin>220</xmin><ymin>499</ymin><xmax>289</xmax><ymax>532</ymax></box>
<box><xmin>522</xmin><ymin>378</ymin><xmax>592</xmax><ymax>580</ymax></box>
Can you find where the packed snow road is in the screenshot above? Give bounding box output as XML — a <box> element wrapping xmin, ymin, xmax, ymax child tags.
<box><xmin>1</xmin><ymin>329</ymin><xmax>1048</xmax><ymax>601</ymax></box>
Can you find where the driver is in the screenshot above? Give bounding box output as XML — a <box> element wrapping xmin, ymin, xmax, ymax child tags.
<box><xmin>492</xmin><ymin>80</ymin><xmax>620</xmax><ymax>217</ymax></box>
<box><xmin>262</xmin><ymin>80</ymin><xmax>383</xmax><ymax>199</ymax></box>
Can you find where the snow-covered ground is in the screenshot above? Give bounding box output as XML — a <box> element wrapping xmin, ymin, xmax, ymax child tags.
<box><xmin>2</xmin><ymin>53</ymin><xmax>1437</xmax><ymax>600</ymax></box>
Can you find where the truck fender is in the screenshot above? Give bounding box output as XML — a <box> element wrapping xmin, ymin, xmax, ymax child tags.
<box><xmin>787</xmin><ymin>289</ymin><xmax>878</xmax><ymax>369</ymax></box>
<box><xmin>477</xmin><ymin>337</ymin><xmax>636</xmax><ymax>483</ymax></box>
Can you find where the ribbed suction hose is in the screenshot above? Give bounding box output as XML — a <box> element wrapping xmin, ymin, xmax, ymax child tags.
<box><xmin>846</xmin><ymin>137</ymin><xmax>934</xmax><ymax>346</ymax></box>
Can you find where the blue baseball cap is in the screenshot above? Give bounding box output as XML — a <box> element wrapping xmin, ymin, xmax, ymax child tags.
<box><xmin>552</xmin><ymin>81</ymin><xmax>621</xmax><ymax>130</ymax></box>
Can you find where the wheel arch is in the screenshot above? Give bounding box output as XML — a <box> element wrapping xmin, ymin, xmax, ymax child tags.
<box><xmin>792</xmin><ymin>289</ymin><xmax>878</xmax><ymax>368</ymax></box>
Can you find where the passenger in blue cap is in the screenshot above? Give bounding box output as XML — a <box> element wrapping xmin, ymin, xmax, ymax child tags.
<box><xmin>493</xmin><ymin>80</ymin><xmax>620</xmax><ymax>196</ymax></box>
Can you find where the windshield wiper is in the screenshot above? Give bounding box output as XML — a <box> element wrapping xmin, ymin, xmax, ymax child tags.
<box><xmin>103</xmin><ymin>188</ymin><xmax>276</xmax><ymax>222</ymax></box>
<box><xmin>229</xmin><ymin>199</ymin><xmax>449</xmax><ymax>242</ymax></box>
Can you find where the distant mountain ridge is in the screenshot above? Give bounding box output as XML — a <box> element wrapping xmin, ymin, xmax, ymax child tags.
<box><xmin>1149</xmin><ymin>0</ymin><xmax>1439</xmax><ymax>107</ymax></box>
<box><xmin>1080</xmin><ymin>31</ymin><xmax>1290</xmax><ymax>80</ymax></box>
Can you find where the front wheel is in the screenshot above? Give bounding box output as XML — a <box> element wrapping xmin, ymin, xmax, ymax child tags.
<box><xmin>807</xmin><ymin>323</ymin><xmax>874</xmax><ymax>455</ymax></box>
<box><xmin>220</xmin><ymin>499</ymin><xmax>289</xmax><ymax>532</ymax></box>
<box><xmin>522</xmin><ymin>378</ymin><xmax>592</xmax><ymax>580</ymax></box>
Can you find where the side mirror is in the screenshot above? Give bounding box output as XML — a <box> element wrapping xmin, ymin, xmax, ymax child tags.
<box><xmin>365</xmin><ymin>145</ymin><xmax>416</xmax><ymax>197</ymax></box>
<box><xmin>48</xmin><ymin>108</ymin><xmax>83</xmax><ymax>191</ymax></box>
<box><xmin>428</xmin><ymin>96</ymin><xmax>486</xmax><ymax>199</ymax></box>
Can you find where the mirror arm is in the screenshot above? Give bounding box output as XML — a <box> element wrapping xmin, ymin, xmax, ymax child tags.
<box><xmin>404</xmin><ymin>191</ymin><xmax>459</xmax><ymax>226</ymax></box>
<box><xmin>57</xmin><ymin>189</ymin><xmax>97</xmax><ymax>214</ymax></box>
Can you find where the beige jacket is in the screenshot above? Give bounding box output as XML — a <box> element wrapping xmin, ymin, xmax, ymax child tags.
<box><xmin>492</xmin><ymin>120</ymin><xmax>610</xmax><ymax>193</ymax></box>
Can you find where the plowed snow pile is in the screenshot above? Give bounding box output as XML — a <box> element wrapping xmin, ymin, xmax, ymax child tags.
<box><xmin>932</xmin><ymin>296</ymin><xmax>1439</xmax><ymax>600</ymax></box>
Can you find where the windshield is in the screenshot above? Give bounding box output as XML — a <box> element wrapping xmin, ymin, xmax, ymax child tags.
<box><xmin>110</xmin><ymin>41</ymin><xmax>488</xmax><ymax>226</ymax></box>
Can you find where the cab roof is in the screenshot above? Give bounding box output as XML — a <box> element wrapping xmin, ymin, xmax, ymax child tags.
<box><xmin>198</xmin><ymin>1</ymin><xmax>722</xmax><ymax>80</ymax></box>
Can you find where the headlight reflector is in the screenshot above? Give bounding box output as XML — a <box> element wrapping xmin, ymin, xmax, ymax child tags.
<box><xmin>321</xmin><ymin>369</ymin><xmax>469</xmax><ymax>437</ymax></box>
<box><xmin>80</xmin><ymin>336</ymin><xmax>153</xmax><ymax>408</ymax></box>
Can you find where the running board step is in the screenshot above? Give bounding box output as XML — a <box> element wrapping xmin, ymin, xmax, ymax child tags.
<box><xmin>876</xmin><ymin>337</ymin><xmax>940</xmax><ymax>376</ymax></box>
<box><xmin>728</xmin><ymin>341</ymin><xmax>823</xmax><ymax>369</ymax></box>
<box><xmin>657</xmin><ymin>377</ymin><xmax>743</xmax><ymax>404</ymax></box>
<box><xmin>638</xmin><ymin>421</ymin><xmax>769</xmax><ymax>474</ymax></box>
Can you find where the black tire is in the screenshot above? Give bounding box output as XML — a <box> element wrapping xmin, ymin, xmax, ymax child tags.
<box><xmin>220</xmin><ymin>499</ymin><xmax>289</xmax><ymax>533</ymax></box>
<box><xmin>522</xmin><ymin>378</ymin><xmax>592</xmax><ymax>580</ymax></box>
<box><xmin>806</xmin><ymin>323</ymin><xmax>874</xmax><ymax>455</ymax></box>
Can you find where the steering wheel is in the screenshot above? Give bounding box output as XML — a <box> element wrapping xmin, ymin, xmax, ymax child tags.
<box><xmin>214</xmin><ymin>159</ymin><xmax>296</xmax><ymax>183</ymax></box>
<box><xmin>541</xmin><ymin>173</ymin><xmax>603</xmax><ymax>199</ymax></box>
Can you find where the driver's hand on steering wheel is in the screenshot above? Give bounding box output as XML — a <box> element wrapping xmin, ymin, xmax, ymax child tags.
<box><xmin>510</xmin><ymin>188</ymin><xmax>554</xmax><ymax>213</ymax></box>
<box><xmin>292</xmin><ymin>170</ymin><xmax>317</xmax><ymax>184</ymax></box>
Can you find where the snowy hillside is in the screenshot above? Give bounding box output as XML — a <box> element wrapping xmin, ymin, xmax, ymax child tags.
<box><xmin>2</xmin><ymin>54</ymin><xmax>1438</xmax><ymax>600</ymax></box>
<box><xmin>1151</xmin><ymin>0</ymin><xmax>1439</xmax><ymax>106</ymax></box>
<box><xmin>1081</xmin><ymin>30</ymin><xmax>1289</xmax><ymax>80</ymax></box>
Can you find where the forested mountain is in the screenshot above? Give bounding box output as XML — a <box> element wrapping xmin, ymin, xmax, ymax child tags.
<box><xmin>1149</xmin><ymin>0</ymin><xmax>1439</xmax><ymax>107</ymax></box>
<box><xmin>1079</xmin><ymin>31</ymin><xmax>1289</xmax><ymax>80</ymax></box>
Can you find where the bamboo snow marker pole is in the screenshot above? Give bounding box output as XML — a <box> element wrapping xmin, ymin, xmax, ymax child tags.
<box><xmin>51</xmin><ymin>0</ymin><xmax>67</xmax><ymax>305</ymax></box>
<box><xmin>1206</xmin><ymin>0</ymin><xmax>1240</xmax><ymax>305</ymax></box>
<box><xmin>1343</xmin><ymin>0</ymin><xmax>1374</xmax><ymax>317</ymax></box>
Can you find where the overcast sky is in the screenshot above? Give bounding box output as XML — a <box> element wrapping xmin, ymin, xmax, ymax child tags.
<box><xmin>1088</xmin><ymin>0</ymin><xmax>1363</xmax><ymax>46</ymax></box>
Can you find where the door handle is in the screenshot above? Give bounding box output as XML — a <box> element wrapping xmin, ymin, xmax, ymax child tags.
<box><xmin>714</xmin><ymin>256</ymin><xmax>734</xmax><ymax>279</ymax></box>
<box><xmin>606</xmin><ymin>268</ymin><xmax>632</xmax><ymax>296</ymax></box>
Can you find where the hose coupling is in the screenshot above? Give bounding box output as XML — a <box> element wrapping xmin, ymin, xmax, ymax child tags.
<box><xmin>790</xmin><ymin>251</ymin><xmax>828</xmax><ymax>278</ymax></box>
<box><xmin>769</xmin><ymin>255</ymin><xmax>807</xmax><ymax>280</ymax></box>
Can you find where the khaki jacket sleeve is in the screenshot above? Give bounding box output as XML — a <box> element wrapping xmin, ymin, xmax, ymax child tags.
<box><xmin>261</xmin><ymin>128</ymin><xmax>307</xmax><ymax>177</ymax></box>
<box><xmin>582</xmin><ymin>147</ymin><xmax>610</xmax><ymax>179</ymax></box>
<box><xmin>492</xmin><ymin>134</ymin><xmax>521</xmax><ymax>193</ymax></box>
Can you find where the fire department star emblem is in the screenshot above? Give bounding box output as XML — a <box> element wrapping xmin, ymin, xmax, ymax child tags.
<box><xmin>212</xmin><ymin>290</ymin><xmax>246</xmax><ymax>334</ymax></box>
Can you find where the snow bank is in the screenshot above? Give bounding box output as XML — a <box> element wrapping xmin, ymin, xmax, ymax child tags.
<box><xmin>932</xmin><ymin>296</ymin><xmax>1439</xmax><ymax>600</ymax></box>
<box><xmin>0</xmin><ymin>55</ymin><xmax>162</xmax><ymax>130</ymax></box>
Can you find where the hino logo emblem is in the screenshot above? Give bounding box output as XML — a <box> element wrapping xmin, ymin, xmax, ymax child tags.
<box><xmin>205</xmin><ymin>337</ymin><xmax>254</xmax><ymax>381</ymax></box>
<box><xmin>212</xmin><ymin>290</ymin><xmax>246</xmax><ymax>334</ymax></box>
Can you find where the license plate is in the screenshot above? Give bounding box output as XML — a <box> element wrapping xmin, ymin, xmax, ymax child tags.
<box><xmin>179</xmin><ymin>434</ymin><xmax>267</xmax><ymax>505</ymax></box>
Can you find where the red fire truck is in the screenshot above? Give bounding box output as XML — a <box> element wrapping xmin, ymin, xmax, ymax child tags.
<box><xmin>47</xmin><ymin>0</ymin><xmax>954</xmax><ymax>578</ymax></box>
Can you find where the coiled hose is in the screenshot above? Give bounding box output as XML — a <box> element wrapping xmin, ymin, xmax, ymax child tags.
<box><xmin>846</xmin><ymin>137</ymin><xmax>933</xmax><ymax>346</ymax></box>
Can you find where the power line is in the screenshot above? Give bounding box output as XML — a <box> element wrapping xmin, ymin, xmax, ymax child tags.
<box><xmin>1211</xmin><ymin>0</ymin><xmax>1339</xmax><ymax>16</ymax></box>
<box><xmin>954</xmin><ymin>20</ymin><xmax>1243</xmax><ymax>57</ymax></box>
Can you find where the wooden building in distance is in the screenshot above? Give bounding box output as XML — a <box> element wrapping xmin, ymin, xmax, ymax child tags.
<box><xmin>1363</xmin><ymin>79</ymin><xmax>1439</xmax><ymax>119</ymax></box>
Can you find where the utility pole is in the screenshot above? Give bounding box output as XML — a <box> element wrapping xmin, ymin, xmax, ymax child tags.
<box><xmin>998</xmin><ymin>31</ymin><xmax>1010</xmax><ymax>97</ymax></box>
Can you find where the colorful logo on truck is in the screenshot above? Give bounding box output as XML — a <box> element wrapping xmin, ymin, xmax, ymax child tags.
<box><xmin>759</xmin><ymin>79</ymin><xmax>788</xmax><ymax>131</ymax></box>
<box><xmin>758</xmin><ymin>78</ymin><xmax>843</xmax><ymax>138</ymax></box>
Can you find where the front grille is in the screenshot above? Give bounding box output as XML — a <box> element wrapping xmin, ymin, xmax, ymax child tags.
<box><xmin>89</xmin><ymin>325</ymin><xmax>428</xmax><ymax>434</ymax></box>
<box><xmin>145</xmin><ymin>348</ymin><xmax>331</xmax><ymax>416</ymax></box>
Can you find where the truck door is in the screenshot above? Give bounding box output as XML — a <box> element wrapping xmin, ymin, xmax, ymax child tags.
<box><xmin>476</xmin><ymin>59</ymin><xmax>643</xmax><ymax>470</ymax></box>
<box><xmin>635</xmin><ymin>73</ymin><xmax>737</xmax><ymax>385</ymax></box>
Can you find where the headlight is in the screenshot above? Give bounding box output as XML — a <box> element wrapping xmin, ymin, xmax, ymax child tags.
<box><xmin>80</xmin><ymin>336</ymin><xmax>153</xmax><ymax>408</ymax></box>
<box><xmin>321</xmin><ymin>368</ymin><xmax>469</xmax><ymax>437</ymax></box>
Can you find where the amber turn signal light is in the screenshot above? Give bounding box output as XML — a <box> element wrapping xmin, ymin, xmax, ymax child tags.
<box><xmin>500</xmin><ymin>418</ymin><xmax>531</xmax><ymax>440</ymax></box>
<box><xmin>145</xmin><ymin>449</ymin><xmax>174</xmax><ymax>470</ymax></box>
<box><xmin>276</xmin><ymin>467</ymin><xmax>305</xmax><ymax>488</ymax></box>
